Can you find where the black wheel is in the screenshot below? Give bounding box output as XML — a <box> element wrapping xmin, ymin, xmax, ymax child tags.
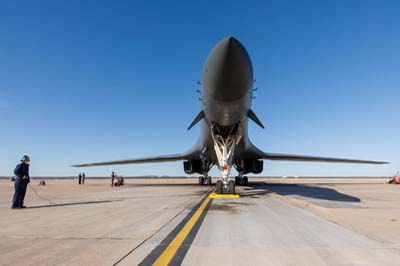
<box><xmin>198</xmin><ymin>176</ymin><xmax>203</xmax><ymax>186</ymax></box>
<box><xmin>228</xmin><ymin>180</ymin><xmax>235</xmax><ymax>194</ymax></box>
<box><xmin>243</xmin><ymin>176</ymin><xmax>248</xmax><ymax>186</ymax></box>
<box><xmin>207</xmin><ymin>176</ymin><xmax>212</xmax><ymax>186</ymax></box>
<box><xmin>235</xmin><ymin>176</ymin><xmax>240</xmax><ymax>186</ymax></box>
<box><xmin>216</xmin><ymin>180</ymin><xmax>223</xmax><ymax>194</ymax></box>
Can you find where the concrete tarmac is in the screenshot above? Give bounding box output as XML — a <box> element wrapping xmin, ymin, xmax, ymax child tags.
<box><xmin>0</xmin><ymin>178</ymin><xmax>399</xmax><ymax>266</ymax></box>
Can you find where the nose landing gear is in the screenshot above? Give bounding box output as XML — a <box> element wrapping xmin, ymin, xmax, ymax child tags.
<box><xmin>216</xmin><ymin>180</ymin><xmax>235</xmax><ymax>194</ymax></box>
<box><xmin>212</xmin><ymin>124</ymin><xmax>239</xmax><ymax>194</ymax></box>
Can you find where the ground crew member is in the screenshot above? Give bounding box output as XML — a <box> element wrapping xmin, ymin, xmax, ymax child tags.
<box><xmin>12</xmin><ymin>155</ymin><xmax>30</xmax><ymax>209</ymax></box>
<box><xmin>82</xmin><ymin>172</ymin><xmax>86</xmax><ymax>184</ymax></box>
<box><xmin>111</xmin><ymin>171</ymin><xmax>116</xmax><ymax>187</ymax></box>
<box><xmin>78</xmin><ymin>173</ymin><xmax>82</xmax><ymax>185</ymax></box>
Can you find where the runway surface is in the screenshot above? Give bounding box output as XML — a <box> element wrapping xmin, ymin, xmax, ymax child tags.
<box><xmin>0</xmin><ymin>178</ymin><xmax>399</xmax><ymax>266</ymax></box>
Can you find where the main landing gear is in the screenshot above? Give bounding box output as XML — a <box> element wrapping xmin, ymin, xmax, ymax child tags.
<box><xmin>235</xmin><ymin>175</ymin><xmax>248</xmax><ymax>186</ymax></box>
<box><xmin>198</xmin><ymin>175</ymin><xmax>212</xmax><ymax>186</ymax></box>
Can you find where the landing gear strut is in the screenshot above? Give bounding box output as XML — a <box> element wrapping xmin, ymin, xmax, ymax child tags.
<box><xmin>211</xmin><ymin>124</ymin><xmax>240</xmax><ymax>194</ymax></box>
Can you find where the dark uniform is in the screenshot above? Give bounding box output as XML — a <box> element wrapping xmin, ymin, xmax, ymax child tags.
<box><xmin>111</xmin><ymin>172</ymin><xmax>115</xmax><ymax>187</ymax></box>
<box><xmin>82</xmin><ymin>172</ymin><xmax>86</xmax><ymax>184</ymax></box>
<box><xmin>12</xmin><ymin>162</ymin><xmax>30</xmax><ymax>208</ymax></box>
<box><xmin>78</xmin><ymin>173</ymin><xmax>82</xmax><ymax>185</ymax></box>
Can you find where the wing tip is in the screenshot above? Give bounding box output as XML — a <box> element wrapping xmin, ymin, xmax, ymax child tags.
<box><xmin>70</xmin><ymin>164</ymin><xmax>85</xmax><ymax>167</ymax></box>
<box><xmin>262</xmin><ymin>152</ymin><xmax>390</xmax><ymax>165</ymax></box>
<box><xmin>352</xmin><ymin>160</ymin><xmax>389</xmax><ymax>164</ymax></box>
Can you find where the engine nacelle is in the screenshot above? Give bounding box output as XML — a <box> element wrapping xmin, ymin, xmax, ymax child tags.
<box><xmin>183</xmin><ymin>160</ymin><xmax>203</xmax><ymax>175</ymax></box>
<box><xmin>236</xmin><ymin>159</ymin><xmax>263</xmax><ymax>174</ymax></box>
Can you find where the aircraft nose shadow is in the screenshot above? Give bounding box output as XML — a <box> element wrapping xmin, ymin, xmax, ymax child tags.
<box><xmin>243</xmin><ymin>182</ymin><xmax>361</xmax><ymax>202</ymax></box>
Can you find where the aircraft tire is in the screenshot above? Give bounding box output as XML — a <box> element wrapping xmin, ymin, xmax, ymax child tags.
<box><xmin>228</xmin><ymin>180</ymin><xmax>235</xmax><ymax>194</ymax></box>
<box><xmin>243</xmin><ymin>176</ymin><xmax>248</xmax><ymax>186</ymax></box>
<box><xmin>216</xmin><ymin>180</ymin><xmax>223</xmax><ymax>194</ymax></box>
<box><xmin>198</xmin><ymin>176</ymin><xmax>203</xmax><ymax>186</ymax></box>
<box><xmin>207</xmin><ymin>176</ymin><xmax>212</xmax><ymax>186</ymax></box>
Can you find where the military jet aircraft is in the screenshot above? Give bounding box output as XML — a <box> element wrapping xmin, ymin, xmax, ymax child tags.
<box><xmin>72</xmin><ymin>37</ymin><xmax>388</xmax><ymax>194</ymax></box>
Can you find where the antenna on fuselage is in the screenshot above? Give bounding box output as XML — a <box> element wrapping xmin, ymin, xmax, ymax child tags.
<box><xmin>196</xmin><ymin>80</ymin><xmax>202</xmax><ymax>94</ymax></box>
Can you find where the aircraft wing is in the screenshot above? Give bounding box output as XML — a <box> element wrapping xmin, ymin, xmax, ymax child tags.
<box><xmin>71</xmin><ymin>153</ymin><xmax>191</xmax><ymax>167</ymax></box>
<box><xmin>261</xmin><ymin>152</ymin><xmax>388</xmax><ymax>164</ymax></box>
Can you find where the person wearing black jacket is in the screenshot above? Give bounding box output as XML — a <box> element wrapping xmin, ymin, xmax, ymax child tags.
<box><xmin>12</xmin><ymin>155</ymin><xmax>30</xmax><ymax>209</ymax></box>
<box><xmin>111</xmin><ymin>171</ymin><xmax>116</xmax><ymax>187</ymax></box>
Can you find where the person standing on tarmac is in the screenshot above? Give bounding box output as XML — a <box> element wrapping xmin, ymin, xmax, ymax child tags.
<box><xmin>111</xmin><ymin>171</ymin><xmax>116</xmax><ymax>187</ymax></box>
<box><xmin>78</xmin><ymin>173</ymin><xmax>82</xmax><ymax>185</ymax></box>
<box><xmin>82</xmin><ymin>172</ymin><xmax>86</xmax><ymax>184</ymax></box>
<box><xmin>12</xmin><ymin>155</ymin><xmax>31</xmax><ymax>209</ymax></box>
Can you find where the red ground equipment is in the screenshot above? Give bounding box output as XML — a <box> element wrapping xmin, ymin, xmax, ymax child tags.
<box><xmin>388</xmin><ymin>173</ymin><xmax>400</xmax><ymax>184</ymax></box>
<box><xmin>114</xmin><ymin>177</ymin><xmax>125</xmax><ymax>186</ymax></box>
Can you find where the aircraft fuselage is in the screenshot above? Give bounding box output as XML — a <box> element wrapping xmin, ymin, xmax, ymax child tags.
<box><xmin>195</xmin><ymin>37</ymin><xmax>259</xmax><ymax>167</ymax></box>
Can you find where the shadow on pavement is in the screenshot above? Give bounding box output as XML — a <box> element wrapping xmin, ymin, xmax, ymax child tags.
<box><xmin>126</xmin><ymin>182</ymin><xmax>220</xmax><ymax>188</ymax></box>
<box><xmin>125</xmin><ymin>183</ymin><xmax>202</xmax><ymax>187</ymax></box>
<box><xmin>242</xmin><ymin>182</ymin><xmax>361</xmax><ymax>202</ymax></box>
<box><xmin>28</xmin><ymin>199</ymin><xmax>121</xmax><ymax>209</ymax></box>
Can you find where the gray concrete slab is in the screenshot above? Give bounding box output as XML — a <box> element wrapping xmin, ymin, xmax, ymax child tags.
<box><xmin>1</xmin><ymin>178</ymin><xmax>399</xmax><ymax>266</ymax></box>
<box><xmin>182</xmin><ymin>192</ymin><xmax>400</xmax><ymax>266</ymax></box>
<box><xmin>0</xmin><ymin>179</ymin><xmax>211</xmax><ymax>266</ymax></box>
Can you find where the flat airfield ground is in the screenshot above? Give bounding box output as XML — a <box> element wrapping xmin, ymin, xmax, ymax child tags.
<box><xmin>0</xmin><ymin>177</ymin><xmax>399</xmax><ymax>266</ymax></box>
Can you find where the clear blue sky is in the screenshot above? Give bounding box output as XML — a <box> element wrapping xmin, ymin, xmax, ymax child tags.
<box><xmin>0</xmin><ymin>0</ymin><xmax>399</xmax><ymax>177</ymax></box>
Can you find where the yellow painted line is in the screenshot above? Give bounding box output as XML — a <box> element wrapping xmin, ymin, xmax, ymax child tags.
<box><xmin>209</xmin><ymin>193</ymin><xmax>240</xmax><ymax>199</ymax></box>
<box><xmin>153</xmin><ymin>195</ymin><xmax>212</xmax><ymax>266</ymax></box>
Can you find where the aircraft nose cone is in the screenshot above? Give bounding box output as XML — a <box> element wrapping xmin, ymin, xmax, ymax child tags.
<box><xmin>202</xmin><ymin>37</ymin><xmax>253</xmax><ymax>102</ymax></box>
